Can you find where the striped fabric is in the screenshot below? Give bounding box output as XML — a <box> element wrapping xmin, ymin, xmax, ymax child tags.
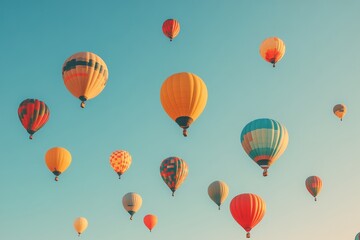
<box><xmin>162</xmin><ymin>19</ymin><xmax>180</xmax><ymax>41</ymax></box>
<box><xmin>305</xmin><ymin>176</ymin><xmax>323</xmax><ymax>201</ymax></box>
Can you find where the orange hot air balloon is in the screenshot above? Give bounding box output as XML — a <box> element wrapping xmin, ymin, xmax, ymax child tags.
<box><xmin>333</xmin><ymin>104</ymin><xmax>347</xmax><ymax>121</ymax></box>
<box><xmin>18</xmin><ymin>99</ymin><xmax>50</xmax><ymax>139</ymax></box>
<box><xmin>162</xmin><ymin>19</ymin><xmax>180</xmax><ymax>41</ymax></box>
<box><xmin>259</xmin><ymin>37</ymin><xmax>286</xmax><ymax>67</ymax></box>
<box><xmin>45</xmin><ymin>147</ymin><xmax>72</xmax><ymax>181</ymax></box>
<box><xmin>109</xmin><ymin>150</ymin><xmax>132</xmax><ymax>179</ymax></box>
<box><xmin>62</xmin><ymin>52</ymin><xmax>109</xmax><ymax>108</ymax></box>
<box><xmin>143</xmin><ymin>214</ymin><xmax>158</xmax><ymax>232</ymax></box>
<box><xmin>74</xmin><ymin>217</ymin><xmax>88</xmax><ymax>236</ymax></box>
<box><xmin>305</xmin><ymin>176</ymin><xmax>323</xmax><ymax>201</ymax></box>
<box><xmin>230</xmin><ymin>193</ymin><xmax>266</xmax><ymax>238</ymax></box>
<box><xmin>160</xmin><ymin>72</ymin><xmax>208</xmax><ymax>137</ymax></box>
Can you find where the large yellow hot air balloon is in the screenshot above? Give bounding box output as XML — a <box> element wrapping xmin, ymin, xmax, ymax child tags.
<box><xmin>208</xmin><ymin>180</ymin><xmax>229</xmax><ymax>210</ymax></box>
<box><xmin>62</xmin><ymin>52</ymin><xmax>109</xmax><ymax>108</ymax></box>
<box><xmin>160</xmin><ymin>72</ymin><xmax>208</xmax><ymax>137</ymax></box>
<box><xmin>122</xmin><ymin>192</ymin><xmax>142</xmax><ymax>220</ymax></box>
<box><xmin>45</xmin><ymin>147</ymin><xmax>72</xmax><ymax>181</ymax></box>
<box><xmin>74</xmin><ymin>217</ymin><xmax>88</xmax><ymax>236</ymax></box>
<box><xmin>333</xmin><ymin>104</ymin><xmax>347</xmax><ymax>121</ymax></box>
<box><xmin>259</xmin><ymin>37</ymin><xmax>286</xmax><ymax>67</ymax></box>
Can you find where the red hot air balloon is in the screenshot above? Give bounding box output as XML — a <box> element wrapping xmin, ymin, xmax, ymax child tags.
<box><xmin>230</xmin><ymin>193</ymin><xmax>266</xmax><ymax>238</ymax></box>
<box><xmin>18</xmin><ymin>99</ymin><xmax>50</xmax><ymax>139</ymax></box>
<box><xmin>143</xmin><ymin>214</ymin><xmax>158</xmax><ymax>232</ymax></box>
<box><xmin>305</xmin><ymin>176</ymin><xmax>323</xmax><ymax>201</ymax></box>
<box><xmin>162</xmin><ymin>19</ymin><xmax>180</xmax><ymax>41</ymax></box>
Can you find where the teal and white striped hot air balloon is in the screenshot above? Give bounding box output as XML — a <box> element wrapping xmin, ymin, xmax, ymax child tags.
<box><xmin>240</xmin><ymin>118</ymin><xmax>289</xmax><ymax>176</ymax></box>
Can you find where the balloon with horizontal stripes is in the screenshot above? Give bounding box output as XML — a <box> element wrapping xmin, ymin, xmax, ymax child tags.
<box><xmin>160</xmin><ymin>72</ymin><xmax>208</xmax><ymax>137</ymax></box>
<box><xmin>109</xmin><ymin>150</ymin><xmax>132</xmax><ymax>179</ymax></box>
<box><xmin>162</xmin><ymin>19</ymin><xmax>180</xmax><ymax>41</ymax></box>
<box><xmin>208</xmin><ymin>180</ymin><xmax>229</xmax><ymax>210</ymax></box>
<box><xmin>259</xmin><ymin>37</ymin><xmax>286</xmax><ymax>67</ymax></box>
<box><xmin>333</xmin><ymin>104</ymin><xmax>347</xmax><ymax>121</ymax></box>
<box><xmin>45</xmin><ymin>147</ymin><xmax>72</xmax><ymax>181</ymax></box>
<box><xmin>240</xmin><ymin>118</ymin><xmax>289</xmax><ymax>176</ymax></box>
<box><xmin>122</xmin><ymin>192</ymin><xmax>142</xmax><ymax>220</ymax></box>
<box><xmin>18</xmin><ymin>98</ymin><xmax>50</xmax><ymax>140</ymax></box>
<box><xmin>305</xmin><ymin>176</ymin><xmax>323</xmax><ymax>201</ymax></box>
<box><xmin>62</xmin><ymin>52</ymin><xmax>109</xmax><ymax>108</ymax></box>
<box><xmin>230</xmin><ymin>193</ymin><xmax>266</xmax><ymax>238</ymax></box>
<box><xmin>160</xmin><ymin>157</ymin><xmax>188</xmax><ymax>196</ymax></box>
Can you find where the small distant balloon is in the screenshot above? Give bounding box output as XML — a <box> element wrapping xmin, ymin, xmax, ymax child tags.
<box><xmin>143</xmin><ymin>214</ymin><xmax>158</xmax><ymax>232</ymax></box>
<box><xmin>162</xmin><ymin>19</ymin><xmax>180</xmax><ymax>41</ymax></box>
<box><xmin>305</xmin><ymin>176</ymin><xmax>322</xmax><ymax>201</ymax></box>
<box><xmin>208</xmin><ymin>180</ymin><xmax>229</xmax><ymax>210</ymax></box>
<box><xmin>74</xmin><ymin>217</ymin><xmax>88</xmax><ymax>236</ymax></box>
<box><xmin>160</xmin><ymin>157</ymin><xmax>188</xmax><ymax>196</ymax></box>
<box><xmin>259</xmin><ymin>37</ymin><xmax>286</xmax><ymax>67</ymax></box>
<box><xmin>109</xmin><ymin>150</ymin><xmax>132</xmax><ymax>179</ymax></box>
<box><xmin>45</xmin><ymin>147</ymin><xmax>72</xmax><ymax>181</ymax></box>
<box><xmin>333</xmin><ymin>104</ymin><xmax>347</xmax><ymax>121</ymax></box>
<box><xmin>122</xmin><ymin>192</ymin><xmax>142</xmax><ymax>220</ymax></box>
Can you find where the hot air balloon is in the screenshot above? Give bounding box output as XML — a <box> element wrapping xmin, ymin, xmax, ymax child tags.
<box><xmin>143</xmin><ymin>214</ymin><xmax>158</xmax><ymax>232</ymax></box>
<box><xmin>162</xmin><ymin>19</ymin><xmax>180</xmax><ymax>41</ymax></box>
<box><xmin>45</xmin><ymin>147</ymin><xmax>72</xmax><ymax>181</ymax></box>
<box><xmin>208</xmin><ymin>180</ymin><xmax>229</xmax><ymax>210</ymax></box>
<box><xmin>160</xmin><ymin>72</ymin><xmax>208</xmax><ymax>137</ymax></box>
<box><xmin>240</xmin><ymin>118</ymin><xmax>289</xmax><ymax>176</ymax></box>
<box><xmin>355</xmin><ymin>232</ymin><xmax>360</xmax><ymax>240</ymax></box>
<box><xmin>160</xmin><ymin>157</ymin><xmax>188</xmax><ymax>196</ymax></box>
<box><xmin>122</xmin><ymin>192</ymin><xmax>142</xmax><ymax>220</ymax></box>
<box><xmin>259</xmin><ymin>37</ymin><xmax>286</xmax><ymax>67</ymax></box>
<box><xmin>62</xmin><ymin>52</ymin><xmax>109</xmax><ymax>108</ymax></box>
<box><xmin>305</xmin><ymin>176</ymin><xmax>322</xmax><ymax>201</ymax></box>
<box><xmin>74</xmin><ymin>217</ymin><xmax>88</xmax><ymax>236</ymax></box>
<box><xmin>18</xmin><ymin>99</ymin><xmax>50</xmax><ymax>139</ymax></box>
<box><xmin>230</xmin><ymin>193</ymin><xmax>266</xmax><ymax>238</ymax></box>
<box><xmin>109</xmin><ymin>150</ymin><xmax>132</xmax><ymax>179</ymax></box>
<box><xmin>333</xmin><ymin>104</ymin><xmax>347</xmax><ymax>121</ymax></box>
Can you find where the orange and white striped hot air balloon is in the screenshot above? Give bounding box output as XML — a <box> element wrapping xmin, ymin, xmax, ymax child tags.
<box><xmin>333</xmin><ymin>104</ymin><xmax>347</xmax><ymax>121</ymax></box>
<box><xmin>109</xmin><ymin>150</ymin><xmax>132</xmax><ymax>179</ymax></box>
<box><xmin>305</xmin><ymin>176</ymin><xmax>322</xmax><ymax>201</ymax></box>
<box><xmin>259</xmin><ymin>37</ymin><xmax>286</xmax><ymax>67</ymax></box>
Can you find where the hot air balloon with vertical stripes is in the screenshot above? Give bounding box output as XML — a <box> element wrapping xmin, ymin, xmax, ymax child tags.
<box><xmin>109</xmin><ymin>150</ymin><xmax>132</xmax><ymax>179</ymax></box>
<box><xmin>18</xmin><ymin>99</ymin><xmax>50</xmax><ymax>139</ymax></box>
<box><xmin>143</xmin><ymin>214</ymin><xmax>158</xmax><ymax>232</ymax></box>
<box><xmin>73</xmin><ymin>217</ymin><xmax>88</xmax><ymax>237</ymax></box>
<box><xmin>122</xmin><ymin>192</ymin><xmax>142</xmax><ymax>220</ymax></box>
<box><xmin>160</xmin><ymin>157</ymin><xmax>188</xmax><ymax>196</ymax></box>
<box><xmin>208</xmin><ymin>180</ymin><xmax>229</xmax><ymax>210</ymax></box>
<box><xmin>259</xmin><ymin>37</ymin><xmax>286</xmax><ymax>67</ymax></box>
<box><xmin>230</xmin><ymin>193</ymin><xmax>266</xmax><ymax>238</ymax></box>
<box><xmin>162</xmin><ymin>19</ymin><xmax>180</xmax><ymax>41</ymax></box>
<box><xmin>333</xmin><ymin>104</ymin><xmax>347</xmax><ymax>121</ymax></box>
<box><xmin>45</xmin><ymin>147</ymin><xmax>72</xmax><ymax>181</ymax></box>
<box><xmin>62</xmin><ymin>52</ymin><xmax>109</xmax><ymax>108</ymax></box>
<box><xmin>305</xmin><ymin>176</ymin><xmax>323</xmax><ymax>201</ymax></box>
<box><xmin>240</xmin><ymin>118</ymin><xmax>289</xmax><ymax>176</ymax></box>
<box><xmin>160</xmin><ymin>72</ymin><xmax>208</xmax><ymax>137</ymax></box>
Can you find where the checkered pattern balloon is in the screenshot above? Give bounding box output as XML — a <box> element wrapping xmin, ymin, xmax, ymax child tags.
<box><xmin>109</xmin><ymin>150</ymin><xmax>132</xmax><ymax>179</ymax></box>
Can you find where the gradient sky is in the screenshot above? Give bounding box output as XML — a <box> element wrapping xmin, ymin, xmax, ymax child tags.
<box><xmin>1</xmin><ymin>0</ymin><xmax>360</xmax><ymax>239</ymax></box>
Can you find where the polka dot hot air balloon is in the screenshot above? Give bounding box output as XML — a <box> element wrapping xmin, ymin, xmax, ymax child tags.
<box><xmin>160</xmin><ymin>72</ymin><xmax>208</xmax><ymax>137</ymax></box>
<box><xmin>240</xmin><ymin>118</ymin><xmax>289</xmax><ymax>176</ymax></box>
<box><xmin>230</xmin><ymin>193</ymin><xmax>266</xmax><ymax>238</ymax></box>
<box><xmin>162</xmin><ymin>19</ymin><xmax>180</xmax><ymax>41</ymax></box>
<box><xmin>333</xmin><ymin>104</ymin><xmax>347</xmax><ymax>121</ymax></box>
<box><xmin>259</xmin><ymin>37</ymin><xmax>286</xmax><ymax>67</ymax></box>
<box><xmin>109</xmin><ymin>150</ymin><xmax>132</xmax><ymax>179</ymax></box>
<box><xmin>18</xmin><ymin>99</ymin><xmax>50</xmax><ymax>139</ymax></box>
<box><xmin>305</xmin><ymin>176</ymin><xmax>323</xmax><ymax>201</ymax></box>
<box><xmin>62</xmin><ymin>52</ymin><xmax>109</xmax><ymax>108</ymax></box>
<box><xmin>160</xmin><ymin>157</ymin><xmax>188</xmax><ymax>196</ymax></box>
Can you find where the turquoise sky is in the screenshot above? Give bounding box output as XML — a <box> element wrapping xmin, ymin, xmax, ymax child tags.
<box><xmin>1</xmin><ymin>0</ymin><xmax>360</xmax><ymax>239</ymax></box>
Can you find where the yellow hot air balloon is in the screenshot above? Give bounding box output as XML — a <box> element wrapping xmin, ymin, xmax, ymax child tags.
<box><xmin>333</xmin><ymin>104</ymin><xmax>347</xmax><ymax>121</ymax></box>
<box><xmin>259</xmin><ymin>37</ymin><xmax>286</xmax><ymax>67</ymax></box>
<box><xmin>208</xmin><ymin>180</ymin><xmax>229</xmax><ymax>210</ymax></box>
<box><xmin>109</xmin><ymin>150</ymin><xmax>132</xmax><ymax>179</ymax></box>
<box><xmin>45</xmin><ymin>147</ymin><xmax>72</xmax><ymax>181</ymax></box>
<box><xmin>122</xmin><ymin>192</ymin><xmax>142</xmax><ymax>220</ymax></box>
<box><xmin>160</xmin><ymin>72</ymin><xmax>208</xmax><ymax>137</ymax></box>
<box><xmin>74</xmin><ymin>217</ymin><xmax>88</xmax><ymax>236</ymax></box>
<box><xmin>62</xmin><ymin>52</ymin><xmax>109</xmax><ymax>108</ymax></box>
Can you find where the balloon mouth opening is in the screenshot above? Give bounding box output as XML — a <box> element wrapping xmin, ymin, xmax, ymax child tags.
<box><xmin>175</xmin><ymin>116</ymin><xmax>193</xmax><ymax>137</ymax></box>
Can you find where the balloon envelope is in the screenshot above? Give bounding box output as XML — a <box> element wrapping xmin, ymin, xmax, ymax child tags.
<box><xmin>230</xmin><ymin>193</ymin><xmax>266</xmax><ymax>238</ymax></box>
<box><xmin>62</xmin><ymin>52</ymin><xmax>109</xmax><ymax>108</ymax></box>
<box><xmin>109</xmin><ymin>150</ymin><xmax>132</xmax><ymax>179</ymax></box>
<box><xmin>333</xmin><ymin>104</ymin><xmax>347</xmax><ymax>121</ymax></box>
<box><xmin>305</xmin><ymin>176</ymin><xmax>323</xmax><ymax>201</ymax></box>
<box><xmin>143</xmin><ymin>214</ymin><xmax>158</xmax><ymax>232</ymax></box>
<box><xmin>162</xmin><ymin>19</ymin><xmax>180</xmax><ymax>41</ymax></box>
<box><xmin>160</xmin><ymin>72</ymin><xmax>208</xmax><ymax>136</ymax></box>
<box><xmin>208</xmin><ymin>180</ymin><xmax>229</xmax><ymax>210</ymax></box>
<box><xmin>74</xmin><ymin>217</ymin><xmax>88</xmax><ymax>236</ymax></box>
<box><xmin>122</xmin><ymin>192</ymin><xmax>142</xmax><ymax>220</ymax></box>
<box><xmin>18</xmin><ymin>98</ymin><xmax>50</xmax><ymax>139</ymax></box>
<box><xmin>45</xmin><ymin>147</ymin><xmax>72</xmax><ymax>181</ymax></box>
<box><xmin>240</xmin><ymin>118</ymin><xmax>289</xmax><ymax>176</ymax></box>
<box><xmin>160</xmin><ymin>157</ymin><xmax>188</xmax><ymax>196</ymax></box>
<box><xmin>259</xmin><ymin>37</ymin><xmax>286</xmax><ymax>67</ymax></box>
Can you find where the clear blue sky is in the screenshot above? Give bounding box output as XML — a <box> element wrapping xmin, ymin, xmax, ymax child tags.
<box><xmin>0</xmin><ymin>0</ymin><xmax>360</xmax><ymax>239</ymax></box>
